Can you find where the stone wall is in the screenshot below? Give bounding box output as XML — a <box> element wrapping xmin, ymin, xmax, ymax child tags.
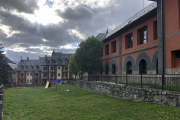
<box><xmin>68</xmin><ymin>80</ymin><xmax>180</xmax><ymax>108</ymax></box>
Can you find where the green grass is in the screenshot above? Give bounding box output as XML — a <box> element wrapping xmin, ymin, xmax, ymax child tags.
<box><xmin>3</xmin><ymin>84</ymin><xmax>180</xmax><ymax>120</ymax></box>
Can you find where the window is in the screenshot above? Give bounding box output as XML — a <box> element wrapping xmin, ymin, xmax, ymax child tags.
<box><xmin>58</xmin><ymin>59</ymin><xmax>62</xmax><ymax>64</ymax></box>
<box><xmin>35</xmin><ymin>73</ymin><xmax>38</xmax><ymax>76</ymax></box>
<box><xmin>65</xmin><ymin>66</ymin><xmax>68</xmax><ymax>70</ymax></box>
<box><xmin>105</xmin><ymin>65</ymin><xmax>108</xmax><ymax>74</ymax></box>
<box><xmin>30</xmin><ymin>72</ymin><xmax>32</xmax><ymax>76</ymax></box>
<box><xmin>36</xmin><ymin>65</ymin><xmax>39</xmax><ymax>69</ymax></box>
<box><xmin>105</xmin><ymin>44</ymin><xmax>109</xmax><ymax>55</ymax></box>
<box><xmin>27</xmin><ymin>79</ymin><xmax>29</xmax><ymax>83</ymax></box>
<box><xmin>156</xmin><ymin>59</ymin><xmax>158</xmax><ymax>74</ymax></box>
<box><xmin>112</xmin><ymin>64</ymin><xmax>116</xmax><ymax>74</ymax></box>
<box><xmin>126</xmin><ymin>33</ymin><xmax>133</xmax><ymax>49</ymax></box>
<box><xmin>51</xmin><ymin>67</ymin><xmax>53</xmax><ymax>70</ymax></box>
<box><xmin>21</xmin><ymin>73</ymin><xmax>24</xmax><ymax>76</ymax></box>
<box><xmin>43</xmin><ymin>73</ymin><xmax>46</xmax><ymax>77</ymax></box>
<box><xmin>126</xmin><ymin>61</ymin><xmax>132</xmax><ymax>74</ymax></box>
<box><xmin>21</xmin><ymin>66</ymin><xmax>24</xmax><ymax>69</ymax></box>
<box><xmin>21</xmin><ymin>80</ymin><xmax>23</xmax><ymax>83</ymax></box>
<box><xmin>58</xmin><ymin>73</ymin><xmax>60</xmax><ymax>76</ymax></box>
<box><xmin>51</xmin><ymin>73</ymin><xmax>53</xmax><ymax>77</ymax></box>
<box><xmin>111</xmin><ymin>41</ymin><xmax>116</xmax><ymax>53</ymax></box>
<box><xmin>175</xmin><ymin>50</ymin><xmax>180</xmax><ymax>58</ymax></box>
<box><xmin>43</xmin><ymin>67</ymin><xmax>46</xmax><ymax>70</ymax></box>
<box><xmin>27</xmin><ymin>72</ymin><xmax>29</xmax><ymax>76</ymax></box>
<box><xmin>100</xmin><ymin>66</ymin><xmax>103</xmax><ymax>74</ymax></box>
<box><xmin>30</xmin><ymin>79</ymin><xmax>32</xmax><ymax>82</ymax></box>
<box><xmin>153</xmin><ymin>21</ymin><xmax>157</xmax><ymax>40</ymax></box>
<box><xmin>138</xmin><ymin>26</ymin><xmax>148</xmax><ymax>45</ymax></box>
<box><xmin>139</xmin><ymin>59</ymin><xmax>147</xmax><ymax>74</ymax></box>
<box><xmin>58</xmin><ymin>67</ymin><xmax>60</xmax><ymax>69</ymax></box>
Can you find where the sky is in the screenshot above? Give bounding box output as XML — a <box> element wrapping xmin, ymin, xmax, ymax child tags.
<box><xmin>0</xmin><ymin>0</ymin><xmax>154</xmax><ymax>63</ymax></box>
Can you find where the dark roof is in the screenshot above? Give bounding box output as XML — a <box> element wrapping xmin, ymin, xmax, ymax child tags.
<box><xmin>96</xmin><ymin>33</ymin><xmax>107</xmax><ymax>41</ymax></box>
<box><xmin>3</xmin><ymin>56</ymin><xmax>15</xmax><ymax>64</ymax></box>
<box><xmin>103</xmin><ymin>2</ymin><xmax>157</xmax><ymax>41</ymax></box>
<box><xmin>16</xmin><ymin>51</ymin><xmax>72</xmax><ymax>71</ymax></box>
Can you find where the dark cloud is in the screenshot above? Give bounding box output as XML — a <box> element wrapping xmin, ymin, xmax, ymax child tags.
<box><xmin>6</xmin><ymin>48</ymin><xmax>76</xmax><ymax>62</ymax></box>
<box><xmin>57</xmin><ymin>4</ymin><xmax>93</xmax><ymax>20</ymax></box>
<box><xmin>0</xmin><ymin>0</ymin><xmax>39</xmax><ymax>14</ymax></box>
<box><xmin>0</xmin><ymin>0</ymin><xmax>154</xmax><ymax>62</ymax></box>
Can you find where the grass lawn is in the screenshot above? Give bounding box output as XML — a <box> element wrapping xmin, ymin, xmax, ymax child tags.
<box><xmin>3</xmin><ymin>84</ymin><xmax>180</xmax><ymax>120</ymax></box>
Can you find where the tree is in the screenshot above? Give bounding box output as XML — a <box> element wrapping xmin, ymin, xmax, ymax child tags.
<box><xmin>0</xmin><ymin>45</ymin><xmax>10</xmax><ymax>85</ymax></box>
<box><xmin>74</xmin><ymin>36</ymin><xmax>103</xmax><ymax>74</ymax></box>
<box><xmin>68</xmin><ymin>54</ymin><xmax>79</xmax><ymax>79</ymax></box>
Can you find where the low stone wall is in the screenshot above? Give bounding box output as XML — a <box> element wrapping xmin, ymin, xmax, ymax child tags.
<box><xmin>68</xmin><ymin>80</ymin><xmax>180</xmax><ymax>108</ymax></box>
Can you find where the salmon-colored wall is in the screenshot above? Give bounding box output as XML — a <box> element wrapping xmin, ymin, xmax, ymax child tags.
<box><xmin>122</xmin><ymin>16</ymin><xmax>157</xmax><ymax>55</ymax></box>
<box><xmin>164</xmin><ymin>0</ymin><xmax>180</xmax><ymax>69</ymax></box>
<box><xmin>164</xmin><ymin>0</ymin><xmax>180</xmax><ymax>35</ymax></box>
<box><xmin>102</xmin><ymin>36</ymin><xmax>119</xmax><ymax>60</ymax></box>
<box><xmin>102</xmin><ymin>57</ymin><xmax>119</xmax><ymax>72</ymax></box>
<box><xmin>122</xmin><ymin>47</ymin><xmax>158</xmax><ymax>71</ymax></box>
<box><xmin>165</xmin><ymin>33</ymin><xmax>180</xmax><ymax>68</ymax></box>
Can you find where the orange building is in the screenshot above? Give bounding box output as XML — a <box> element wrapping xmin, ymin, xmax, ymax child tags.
<box><xmin>97</xmin><ymin>0</ymin><xmax>180</xmax><ymax>75</ymax></box>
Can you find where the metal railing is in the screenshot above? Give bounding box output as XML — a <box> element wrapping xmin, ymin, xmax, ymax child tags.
<box><xmin>63</xmin><ymin>70</ymin><xmax>68</xmax><ymax>72</ymax></box>
<box><xmin>70</xmin><ymin>74</ymin><xmax>180</xmax><ymax>92</ymax></box>
<box><xmin>42</xmin><ymin>70</ymin><xmax>47</xmax><ymax>72</ymax></box>
<box><xmin>50</xmin><ymin>70</ymin><xmax>55</xmax><ymax>72</ymax></box>
<box><xmin>19</xmin><ymin>76</ymin><xmax>24</xmax><ymax>78</ymax></box>
<box><xmin>42</xmin><ymin>77</ymin><xmax>47</xmax><ymax>79</ymax></box>
<box><xmin>34</xmin><ymin>76</ymin><xmax>39</xmax><ymax>79</ymax></box>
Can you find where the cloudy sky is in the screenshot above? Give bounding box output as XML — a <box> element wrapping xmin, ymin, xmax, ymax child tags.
<box><xmin>0</xmin><ymin>0</ymin><xmax>153</xmax><ymax>63</ymax></box>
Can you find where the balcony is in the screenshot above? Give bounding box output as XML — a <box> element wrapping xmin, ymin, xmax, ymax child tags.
<box><xmin>63</xmin><ymin>77</ymin><xmax>68</xmax><ymax>79</ymax></box>
<box><xmin>50</xmin><ymin>70</ymin><xmax>55</xmax><ymax>72</ymax></box>
<box><xmin>19</xmin><ymin>76</ymin><xmax>24</xmax><ymax>78</ymax></box>
<box><xmin>63</xmin><ymin>70</ymin><xmax>68</xmax><ymax>72</ymax></box>
<box><xmin>42</xmin><ymin>70</ymin><xmax>47</xmax><ymax>72</ymax></box>
<box><xmin>42</xmin><ymin>77</ymin><xmax>47</xmax><ymax>79</ymax></box>
<box><xmin>34</xmin><ymin>76</ymin><xmax>39</xmax><ymax>79</ymax></box>
<box><xmin>50</xmin><ymin>77</ymin><xmax>54</xmax><ymax>79</ymax></box>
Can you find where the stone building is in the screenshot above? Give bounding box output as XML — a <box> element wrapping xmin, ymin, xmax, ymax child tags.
<box><xmin>16</xmin><ymin>51</ymin><xmax>72</xmax><ymax>85</ymax></box>
<box><xmin>97</xmin><ymin>1</ymin><xmax>180</xmax><ymax>75</ymax></box>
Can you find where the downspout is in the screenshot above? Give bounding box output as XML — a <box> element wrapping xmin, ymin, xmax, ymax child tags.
<box><xmin>161</xmin><ymin>0</ymin><xmax>165</xmax><ymax>74</ymax></box>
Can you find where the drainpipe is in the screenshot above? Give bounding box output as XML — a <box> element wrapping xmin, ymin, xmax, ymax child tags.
<box><xmin>161</xmin><ymin>0</ymin><xmax>165</xmax><ymax>75</ymax></box>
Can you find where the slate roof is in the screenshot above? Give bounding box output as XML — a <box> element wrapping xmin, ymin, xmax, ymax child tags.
<box><xmin>8</xmin><ymin>63</ymin><xmax>17</xmax><ymax>71</ymax></box>
<box><xmin>3</xmin><ymin>56</ymin><xmax>15</xmax><ymax>64</ymax></box>
<box><xmin>96</xmin><ymin>33</ymin><xmax>107</xmax><ymax>41</ymax></box>
<box><xmin>16</xmin><ymin>51</ymin><xmax>72</xmax><ymax>71</ymax></box>
<box><xmin>103</xmin><ymin>2</ymin><xmax>157</xmax><ymax>41</ymax></box>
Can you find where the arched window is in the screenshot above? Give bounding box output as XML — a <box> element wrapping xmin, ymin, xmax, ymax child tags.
<box><xmin>105</xmin><ymin>65</ymin><xmax>108</xmax><ymax>74</ymax></box>
<box><xmin>112</xmin><ymin>64</ymin><xmax>116</xmax><ymax>74</ymax></box>
<box><xmin>100</xmin><ymin>66</ymin><xmax>103</xmax><ymax>74</ymax></box>
<box><xmin>126</xmin><ymin>61</ymin><xmax>132</xmax><ymax>74</ymax></box>
<box><xmin>139</xmin><ymin>59</ymin><xmax>147</xmax><ymax>74</ymax></box>
<box><xmin>156</xmin><ymin>59</ymin><xmax>158</xmax><ymax>74</ymax></box>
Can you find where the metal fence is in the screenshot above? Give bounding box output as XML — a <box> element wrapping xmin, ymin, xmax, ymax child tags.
<box><xmin>70</xmin><ymin>74</ymin><xmax>180</xmax><ymax>92</ymax></box>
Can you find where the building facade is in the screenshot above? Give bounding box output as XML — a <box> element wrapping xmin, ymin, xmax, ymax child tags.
<box><xmin>98</xmin><ymin>0</ymin><xmax>180</xmax><ymax>75</ymax></box>
<box><xmin>16</xmin><ymin>51</ymin><xmax>72</xmax><ymax>85</ymax></box>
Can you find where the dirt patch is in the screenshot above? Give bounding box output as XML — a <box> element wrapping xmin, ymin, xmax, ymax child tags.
<box><xmin>12</xmin><ymin>87</ymin><xmax>26</xmax><ymax>89</ymax></box>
